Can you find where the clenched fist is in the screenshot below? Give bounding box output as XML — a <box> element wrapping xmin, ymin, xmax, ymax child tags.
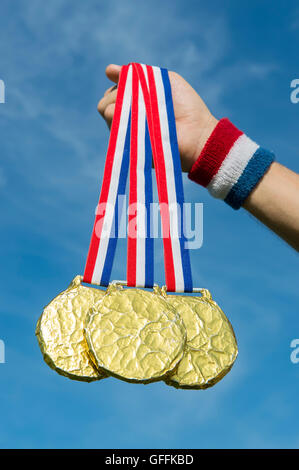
<box><xmin>97</xmin><ymin>64</ymin><xmax>218</xmax><ymax>172</ymax></box>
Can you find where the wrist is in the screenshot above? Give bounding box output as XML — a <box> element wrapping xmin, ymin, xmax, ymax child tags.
<box><xmin>189</xmin><ymin>115</ymin><xmax>219</xmax><ymax>170</ymax></box>
<box><xmin>188</xmin><ymin>118</ymin><xmax>275</xmax><ymax>210</ymax></box>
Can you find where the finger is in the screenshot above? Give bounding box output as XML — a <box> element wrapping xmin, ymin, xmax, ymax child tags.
<box><xmin>105</xmin><ymin>64</ymin><xmax>121</xmax><ymax>84</ymax></box>
<box><xmin>104</xmin><ymin>103</ymin><xmax>115</xmax><ymax>128</ymax></box>
<box><xmin>97</xmin><ymin>89</ymin><xmax>117</xmax><ymax>116</ymax></box>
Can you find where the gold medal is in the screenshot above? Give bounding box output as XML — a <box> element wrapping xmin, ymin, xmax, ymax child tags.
<box><xmin>84</xmin><ymin>283</ymin><xmax>187</xmax><ymax>383</ymax></box>
<box><xmin>36</xmin><ymin>64</ymin><xmax>239</xmax><ymax>391</ymax></box>
<box><xmin>36</xmin><ymin>275</ymin><xmax>107</xmax><ymax>382</ymax></box>
<box><xmin>164</xmin><ymin>289</ymin><xmax>238</xmax><ymax>389</ymax></box>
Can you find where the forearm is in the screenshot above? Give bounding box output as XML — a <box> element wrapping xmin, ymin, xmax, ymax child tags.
<box><xmin>243</xmin><ymin>162</ymin><xmax>299</xmax><ymax>251</ymax></box>
<box><xmin>100</xmin><ymin>66</ymin><xmax>299</xmax><ymax>252</ymax></box>
<box><xmin>188</xmin><ymin>118</ymin><xmax>299</xmax><ymax>251</ymax></box>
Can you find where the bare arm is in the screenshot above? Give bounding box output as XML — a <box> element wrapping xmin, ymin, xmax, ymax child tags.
<box><xmin>98</xmin><ymin>64</ymin><xmax>299</xmax><ymax>252</ymax></box>
<box><xmin>243</xmin><ymin>162</ymin><xmax>299</xmax><ymax>251</ymax></box>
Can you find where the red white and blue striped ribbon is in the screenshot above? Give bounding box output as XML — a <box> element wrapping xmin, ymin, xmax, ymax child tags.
<box><xmin>83</xmin><ymin>62</ymin><xmax>192</xmax><ymax>292</ymax></box>
<box><xmin>133</xmin><ymin>63</ymin><xmax>192</xmax><ymax>292</ymax></box>
<box><xmin>127</xmin><ymin>65</ymin><xmax>154</xmax><ymax>287</ymax></box>
<box><xmin>83</xmin><ymin>64</ymin><xmax>132</xmax><ymax>286</ymax></box>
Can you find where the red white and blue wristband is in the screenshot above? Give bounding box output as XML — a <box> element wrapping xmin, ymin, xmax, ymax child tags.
<box><xmin>188</xmin><ymin>118</ymin><xmax>275</xmax><ymax>210</ymax></box>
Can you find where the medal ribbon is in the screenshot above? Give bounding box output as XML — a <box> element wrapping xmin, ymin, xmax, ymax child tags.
<box><xmin>83</xmin><ymin>64</ymin><xmax>132</xmax><ymax>285</ymax></box>
<box><xmin>83</xmin><ymin>62</ymin><xmax>192</xmax><ymax>292</ymax></box>
<box><xmin>127</xmin><ymin>66</ymin><xmax>154</xmax><ymax>288</ymax></box>
<box><xmin>132</xmin><ymin>63</ymin><xmax>192</xmax><ymax>292</ymax></box>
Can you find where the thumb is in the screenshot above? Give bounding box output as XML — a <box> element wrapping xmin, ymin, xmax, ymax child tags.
<box><xmin>105</xmin><ymin>64</ymin><xmax>122</xmax><ymax>84</ymax></box>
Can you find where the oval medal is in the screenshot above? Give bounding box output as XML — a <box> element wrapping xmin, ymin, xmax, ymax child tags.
<box><xmin>165</xmin><ymin>290</ymin><xmax>238</xmax><ymax>389</ymax></box>
<box><xmin>84</xmin><ymin>285</ymin><xmax>187</xmax><ymax>383</ymax></box>
<box><xmin>36</xmin><ymin>276</ymin><xmax>107</xmax><ymax>382</ymax></box>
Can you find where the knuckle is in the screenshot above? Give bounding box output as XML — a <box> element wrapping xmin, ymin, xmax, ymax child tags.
<box><xmin>104</xmin><ymin>103</ymin><xmax>115</xmax><ymax>121</ymax></box>
<box><xmin>169</xmin><ymin>70</ymin><xmax>178</xmax><ymax>80</ymax></box>
<box><xmin>97</xmin><ymin>98</ymin><xmax>105</xmax><ymax>115</ymax></box>
<box><xmin>105</xmin><ymin>64</ymin><xmax>112</xmax><ymax>75</ymax></box>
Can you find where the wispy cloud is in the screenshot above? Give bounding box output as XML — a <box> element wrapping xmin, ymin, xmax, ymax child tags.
<box><xmin>0</xmin><ymin>0</ymin><xmax>277</xmax><ymax>210</ymax></box>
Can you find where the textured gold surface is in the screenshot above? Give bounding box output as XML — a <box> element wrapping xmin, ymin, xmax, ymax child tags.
<box><xmin>85</xmin><ymin>286</ymin><xmax>187</xmax><ymax>383</ymax></box>
<box><xmin>36</xmin><ymin>275</ymin><xmax>107</xmax><ymax>382</ymax></box>
<box><xmin>165</xmin><ymin>290</ymin><xmax>238</xmax><ymax>389</ymax></box>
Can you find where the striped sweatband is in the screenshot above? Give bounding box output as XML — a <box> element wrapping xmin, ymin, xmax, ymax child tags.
<box><xmin>188</xmin><ymin>118</ymin><xmax>275</xmax><ymax>210</ymax></box>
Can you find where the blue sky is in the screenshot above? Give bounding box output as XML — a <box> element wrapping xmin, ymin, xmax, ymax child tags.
<box><xmin>0</xmin><ymin>0</ymin><xmax>298</xmax><ymax>449</ymax></box>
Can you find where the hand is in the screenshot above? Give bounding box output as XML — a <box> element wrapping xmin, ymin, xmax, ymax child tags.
<box><xmin>98</xmin><ymin>64</ymin><xmax>218</xmax><ymax>172</ymax></box>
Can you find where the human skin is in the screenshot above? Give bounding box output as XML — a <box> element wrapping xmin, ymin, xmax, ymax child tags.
<box><xmin>98</xmin><ymin>64</ymin><xmax>299</xmax><ymax>252</ymax></box>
